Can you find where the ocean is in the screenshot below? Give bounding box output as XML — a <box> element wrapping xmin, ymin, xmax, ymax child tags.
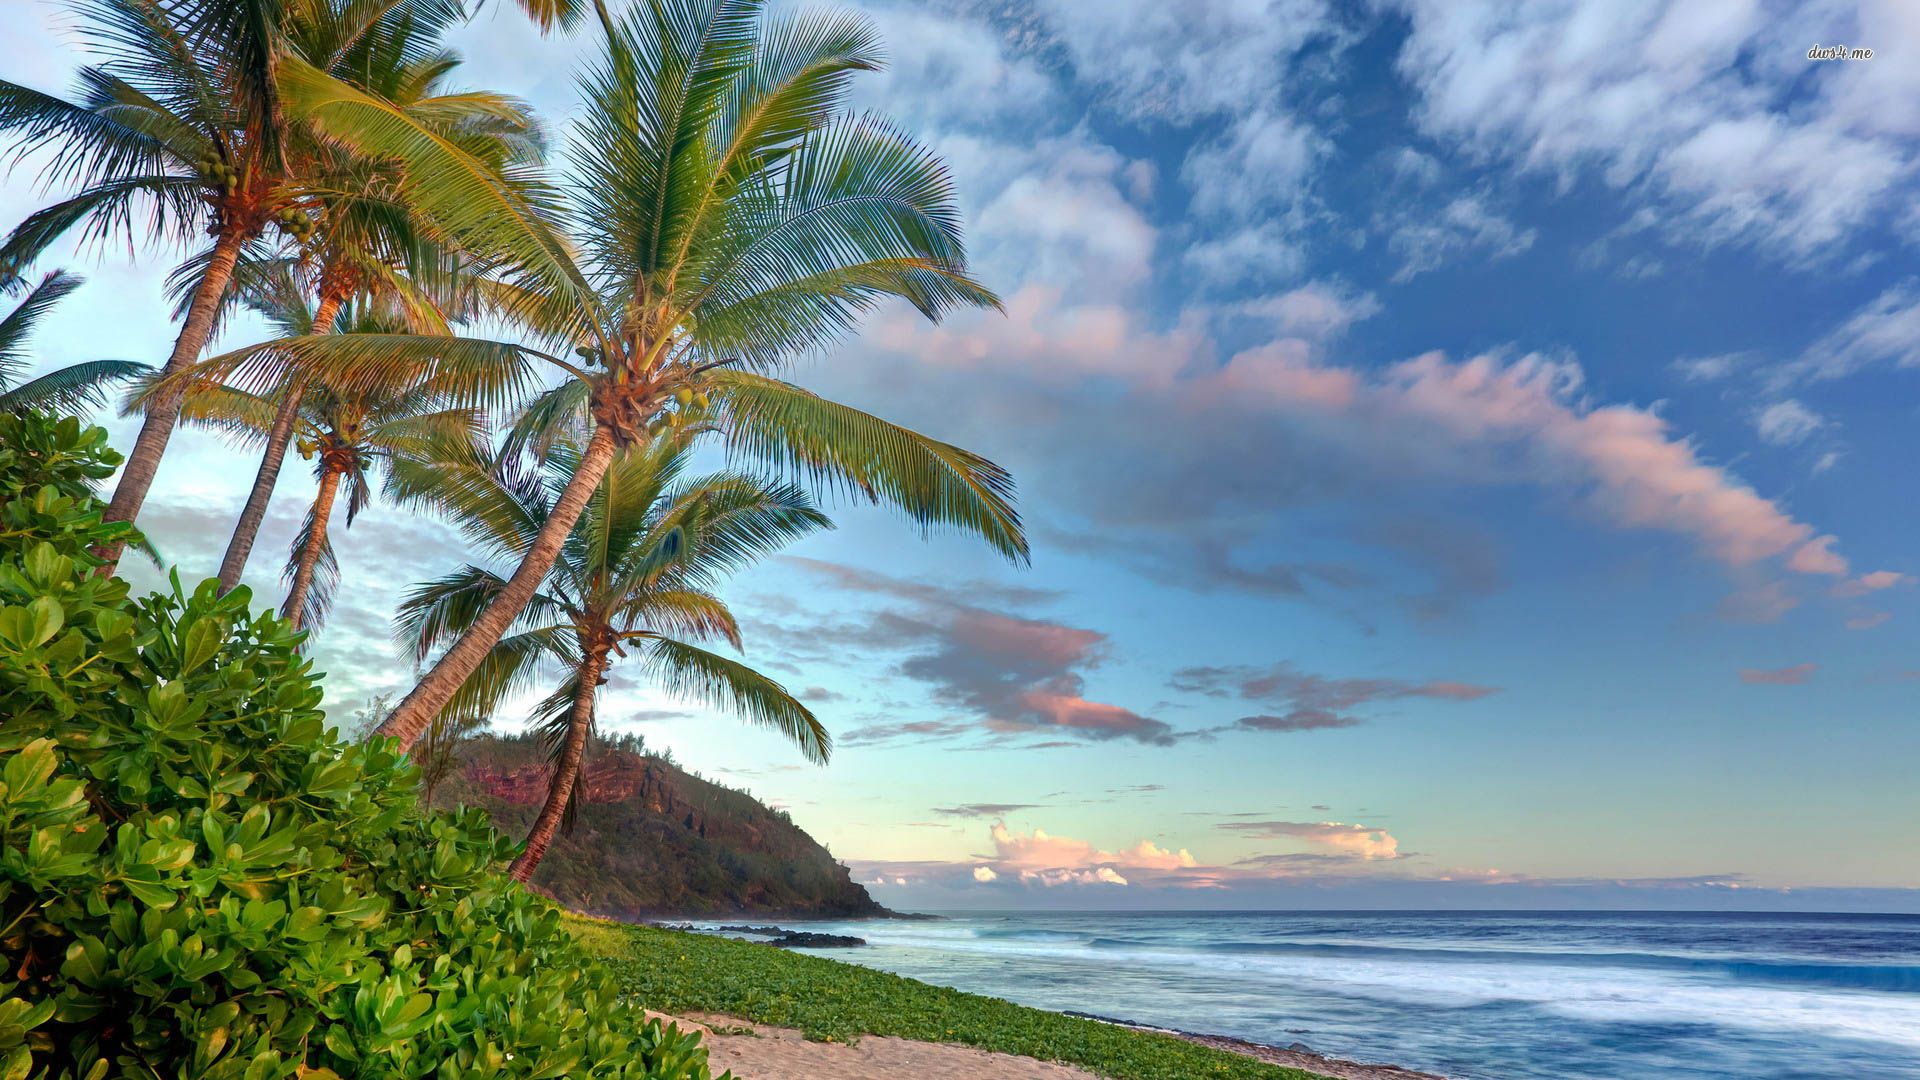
<box><xmin>697</xmin><ymin>910</ymin><xmax>1920</xmax><ymax>1079</ymax></box>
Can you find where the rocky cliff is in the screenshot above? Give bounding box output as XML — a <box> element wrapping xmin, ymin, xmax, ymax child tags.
<box><xmin>439</xmin><ymin>734</ymin><xmax>887</xmax><ymax>919</ymax></box>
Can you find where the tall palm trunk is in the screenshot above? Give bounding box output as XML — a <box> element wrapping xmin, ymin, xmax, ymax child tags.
<box><xmin>282</xmin><ymin>465</ymin><xmax>342</xmax><ymax>632</ymax></box>
<box><xmin>217</xmin><ymin>292</ymin><xmax>345</xmax><ymax>593</ymax></box>
<box><xmin>509</xmin><ymin>647</ymin><xmax>608</xmax><ymax>882</ymax></box>
<box><xmin>378</xmin><ymin>424</ymin><xmax>619</xmax><ymax>750</ymax></box>
<box><xmin>97</xmin><ymin>228</ymin><xmax>248</xmax><ymax>571</ymax></box>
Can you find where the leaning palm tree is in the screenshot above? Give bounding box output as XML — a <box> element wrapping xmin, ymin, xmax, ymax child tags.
<box><xmin>0</xmin><ymin>0</ymin><xmax>310</xmax><ymax>565</ymax></box>
<box><xmin>0</xmin><ymin>0</ymin><xmax>483</xmax><ymax>569</ymax></box>
<box><xmin>393</xmin><ymin>433</ymin><xmax>830</xmax><ymax>879</ymax></box>
<box><xmin>177</xmin><ymin>301</ymin><xmax>486</xmax><ymax>633</ymax></box>
<box><xmin>197</xmin><ymin>0</ymin><xmax>1026</xmax><ymax>750</ymax></box>
<box><xmin>0</xmin><ymin>269</ymin><xmax>147</xmax><ymax>410</ymax></box>
<box><xmin>213</xmin><ymin>4</ymin><xmax>545</xmax><ymax>593</ymax></box>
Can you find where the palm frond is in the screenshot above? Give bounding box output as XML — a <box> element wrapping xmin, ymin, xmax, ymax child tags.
<box><xmin>0</xmin><ymin>359</ymin><xmax>150</xmax><ymax>412</ymax></box>
<box><xmin>283</xmin><ymin>500</ymin><xmax>342</xmax><ymax>633</ymax></box>
<box><xmin>385</xmin><ymin>440</ymin><xmax>554</xmax><ymax>566</ymax></box>
<box><xmin>277</xmin><ymin>53</ymin><xmax>598</xmax><ymax>340</ymax></box>
<box><xmin>638</xmin><ymin>635</ymin><xmax>828</xmax><ymax>763</ymax></box>
<box><xmin>712</xmin><ymin>370</ymin><xmax>1026</xmax><ymax>562</ymax></box>
<box><xmin>0</xmin><ymin>269</ymin><xmax>84</xmax><ymax>384</ymax></box>
<box><xmin>185</xmin><ymin>331</ymin><xmax>544</xmax><ymax>414</ymax></box>
<box><xmin>170</xmin><ymin>382</ymin><xmax>286</xmax><ymax>447</ymax></box>
<box><xmin>0</xmin><ymin>175</ymin><xmax>203</xmax><ymax>274</ymax></box>
<box><xmin>439</xmin><ymin>625</ymin><xmax>577</xmax><ymax>728</ymax></box>
<box><xmin>0</xmin><ymin>76</ymin><xmax>184</xmax><ymax>191</ymax></box>
<box><xmin>613</xmin><ymin>587</ymin><xmax>739</xmax><ymax>647</ymax></box>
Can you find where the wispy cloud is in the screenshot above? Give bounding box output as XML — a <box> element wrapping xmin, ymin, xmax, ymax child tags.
<box><xmin>932</xmin><ymin>803</ymin><xmax>1042</xmax><ymax>819</ymax></box>
<box><xmin>1739</xmin><ymin>663</ymin><xmax>1818</xmax><ymax>686</ymax></box>
<box><xmin>1218</xmin><ymin>820</ymin><xmax>1402</xmax><ymax>860</ymax></box>
<box><xmin>1173</xmin><ymin>662</ymin><xmax>1498</xmax><ymax>733</ymax></box>
<box><xmin>777</xmin><ymin>559</ymin><xmax>1174</xmax><ymax>746</ymax></box>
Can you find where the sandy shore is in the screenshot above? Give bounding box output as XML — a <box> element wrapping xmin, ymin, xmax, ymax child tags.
<box><xmin>652</xmin><ymin>1010</ymin><xmax>1446</xmax><ymax>1080</ymax></box>
<box><xmin>656</xmin><ymin>1012</ymin><xmax>1095</xmax><ymax>1079</ymax></box>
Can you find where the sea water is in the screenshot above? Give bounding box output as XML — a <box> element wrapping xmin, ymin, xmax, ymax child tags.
<box><xmin>698</xmin><ymin>910</ymin><xmax>1920</xmax><ymax>1079</ymax></box>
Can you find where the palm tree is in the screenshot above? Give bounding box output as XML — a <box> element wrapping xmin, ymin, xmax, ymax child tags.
<box><xmin>0</xmin><ymin>0</ymin><xmax>488</xmax><ymax>569</ymax></box>
<box><xmin>213</xmin><ymin>5</ymin><xmax>544</xmax><ymax>593</ymax></box>
<box><xmin>198</xmin><ymin>0</ymin><xmax>1027</xmax><ymax>750</ymax></box>
<box><xmin>392</xmin><ymin>433</ymin><xmax>831</xmax><ymax>879</ymax></box>
<box><xmin>0</xmin><ymin>269</ymin><xmax>147</xmax><ymax>410</ymax></box>
<box><xmin>0</xmin><ymin>0</ymin><xmax>309</xmax><ymax>566</ymax></box>
<box><xmin>178</xmin><ymin>300</ymin><xmax>486</xmax><ymax>633</ymax></box>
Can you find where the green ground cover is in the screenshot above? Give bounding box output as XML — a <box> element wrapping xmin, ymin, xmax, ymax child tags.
<box><xmin>572</xmin><ymin>917</ymin><xmax>1330</xmax><ymax>1080</ymax></box>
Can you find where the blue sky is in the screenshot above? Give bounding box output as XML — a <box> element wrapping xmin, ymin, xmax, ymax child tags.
<box><xmin>5</xmin><ymin>0</ymin><xmax>1919</xmax><ymax>910</ymax></box>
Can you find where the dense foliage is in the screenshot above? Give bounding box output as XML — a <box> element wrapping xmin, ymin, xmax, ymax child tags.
<box><xmin>573</xmin><ymin>918</ymin><xmax>1328</xmax><ymax>1080</ymax></box>
<box><xmin>440</xmin><ymin>735</ymin><xmax>883</xmax><ymax>918</ymax></box>
<box><xmin>0</xmin><ymin>411</ymin><xmax>727</xmax><ymax>1079</ymax></box>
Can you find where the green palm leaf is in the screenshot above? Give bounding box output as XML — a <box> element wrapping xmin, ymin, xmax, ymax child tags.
<box><xmin>637</xmin><ymin>635</ymin><xmax>828</xmax><ymax>763</ymax></box>
<box><xmin>711</xmin><ymin>369</ymin><xmax>1026</xmax><ymax>561</ymax></box>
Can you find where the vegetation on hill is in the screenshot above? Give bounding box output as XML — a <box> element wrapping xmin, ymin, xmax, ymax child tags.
<box><xmin>0</xmin><ymin>409</ymin><xmax>727</xmax><ymax>1079</ymax></box>
<box><xmin>572</xmin><ymin>917</ymin><xmax>1330</xmax><ymax>1080</ymax></box>
<box><xmin>435</xmin><ymin>733</ymin><xmax>887</xmax><ymax>919</ymax></box>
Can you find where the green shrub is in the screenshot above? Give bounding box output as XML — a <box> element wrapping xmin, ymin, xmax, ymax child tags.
<box><xmin>0</xmin><ymin>409</ymin><xmax>729</xmax><ymax>1079</ymax></box>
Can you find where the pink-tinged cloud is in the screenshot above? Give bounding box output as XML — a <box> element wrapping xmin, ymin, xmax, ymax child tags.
<box><xmin>1739</xmin><ymin>663</ymin><xmax>1818</xmax><ymax>686</ymax></box>
<box><xmin>984</xmin><ymin>823</ymin><xmax>1198</xmax><ymax>886</ymax></box>
<box><xmin>1716</xmin><ymin>581</ymin><xmax>1801</xmax><ymax>625</ymax></box>
<box><xmin>947</xmin><ymin>610</ymin><xmax>1106</xmax><ymax>672</ymax></box>
<box><xmin>1007</xmin><ymin>687</ymin><xmax>1170</xmax><ymax>744</ymax></box>
<box><xmin>1218</xmin><ymin>820</ymin><xmax>1401</xmax><ymax>860</ymax></box>
<box><xmin>1845</xmin><ymin>612</ymin><xmax>1891</xmax><ymax>631</ymax></box>
<box><xmin>1374</xmin><ymin>352</ymin><xmax>1838</xmax><ymax>574</ymax></box>
<box><xmin>1787</xmin><ymin>536</ymin><xmax>1848</xmax><ymax>576</ymax></box>
<box><xmin>786</xmin><ymin>559</ymin><xmax>1172</xmax><ymax>746</ymax></box>
<box><xmin>1833</xmin><ymin>570</ymin><xmax>1912</xmax><ymax>599</ymax></box>
<box><xmin>1209</xmin><ymin>341</ymin><xmax>1359</xmax><ymax>409</ymax></box>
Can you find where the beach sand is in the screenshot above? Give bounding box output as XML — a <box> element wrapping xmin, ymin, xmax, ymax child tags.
<box><xmin>656</xmin><ymin>1012</ymin><xmax>1096</xmax><ymax>1079</ymax></box>
<box><xmin>652</xmin><ymin>1011</ymin><xmax>1446</xmax><ymax>1080</ymax></box>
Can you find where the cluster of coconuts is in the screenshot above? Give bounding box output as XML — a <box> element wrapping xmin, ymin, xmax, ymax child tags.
<box><xmin>295</xmin><ymin>436</ymin><xmax>321</xmax><ymax>460</ymax></box>
<box><xmin>648</xmin><ymin>386</ymin><xmax>712</xmax><ymax>438</ymax></box>
<box><xmin>274</xmin><ymin>205</ymin><xmax>315</xmax><ymax>242</ymax></box>
<box><xmin>570</xmin><ymin>346</ymin><xmax>713</xmax><ymax>438</ymax></box>
<box><xmin>195</xmin><ymin>155</ymin><xmax>240</xmax><ymax>192</ymax></box>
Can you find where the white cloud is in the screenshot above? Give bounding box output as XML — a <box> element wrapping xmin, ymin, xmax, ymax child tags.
<box><xmin>974</xmin><ymin>137</ymin><xmax>1159</xmax><ymax>294</ymax></box>
<box><xmin>1671</xmin><ymin>352</ymin><xmax>1747</xmax><ymax>383</ymax></box>
<box><xmin>1182</xmin><ymin>110</ymin><xmax>1328</xmax><ymax>221</ymax></box>
<box><xmin>1790</xmin><ymin>280</ymin><xmax>1920</xmax><ymax>382</ymax></box>
<box><xmin>971</xmin><ymin>865</ymin><xmax>998</xmax><ymax>883</ymax></box>
<box><xmin>1386</xmin><ymin>191</ymin><xmax>1538</xmax><ymax>282</ymax></box>
<box><xmin>1388</xmin><ymin>0</ymin><xmax>1919</xmax><ymax>264</ymax></box>
<box><xmin>1752</xmin><ymin>399</ymin><xmax>1826</xmax><ymax>446</ymax></box>
<box><xmin>1030</xmin><ymin>0</ymin><xmax>1345</xmax><ymax>123</ymax></box>
<box><xmin>1234</xmin><ymin>280</ymin><xmax>1382</xmax><ymax>339</ymax></box>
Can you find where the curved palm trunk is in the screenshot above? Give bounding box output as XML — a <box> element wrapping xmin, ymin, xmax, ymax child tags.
<box><xmin>216</xmin><ymin>293</ymin><xmax>345</xmax><ymax>593</ymax></box>
<box><xmin>509</xmin><ymin>648</ymin><xmax>608</xmax><ymax>882</ymax></box>
<box><xmin>378</xmin><ymin>424</ymin><xmax>619</xmax><ymax>750</ymax></box>
<box><xmin>282</xmin><ymin>466</ymin><xmax>342</xmax><ymax>632</ymax></box>
<box><xmin>97</xmin><ymin>228</ymin><xmax>248</xmax><ymax>571</ymax></box>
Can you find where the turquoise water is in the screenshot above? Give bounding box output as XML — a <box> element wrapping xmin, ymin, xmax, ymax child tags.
<box><xmin>692</xmin><ymin>910</ymin><xmax>1920</xmax><ymax>1078</ymax></box>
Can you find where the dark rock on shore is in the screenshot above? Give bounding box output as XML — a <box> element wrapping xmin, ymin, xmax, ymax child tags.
<box><xmin>705</xmin><ymin>924</ymin><xmax>866</xmax><ymax>948</ymax></box>
<box><xmin>764</xmin><ymin>930</ymin><xmax>865</xmax><ymax>948</ymax></box>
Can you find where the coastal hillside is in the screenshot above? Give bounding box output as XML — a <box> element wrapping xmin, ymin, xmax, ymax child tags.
<box><xmin>435</xmin><ymin>734</ymin><xmax>887</xmax><ymax>919</ymax></box>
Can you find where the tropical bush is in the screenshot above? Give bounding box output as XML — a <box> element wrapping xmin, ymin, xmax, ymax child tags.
<box><xmin>0</xmin><ymin>409</ymin><xmax>728</xmax><ymax>1079</ymax></box>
